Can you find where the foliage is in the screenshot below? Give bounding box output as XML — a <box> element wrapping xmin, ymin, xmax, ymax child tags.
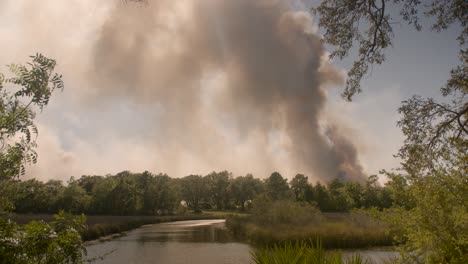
<box><xmin>312</xmin><ymin>0</ymin><xmax>467</xmax><ymax>101</ymax></box>
<box><xmin>0</xmin><ymin>55</ymin><xmax>88</xmax><ymax>263</ymax></box>
<box><xmin>265</xmin><ymin>172</ymin><xmax>291</xmax><ymax>201</ymax></box>
<box><xmin>179</xmin><ymin>175</ymin><xmax>207</xmax><ymax>213</ymax></box>
<box><xmin>205</xmin><ymin>171</ymin><xmax>231</xmax><ymax>210</ymax></box>
<box><xmin>0</xmin><ymin>54</ymin><xmax>63</xmax><ymax>178</ymax></box>
<box><xmin>375</xmin><ymin>169</ymin><xmax>467</xmax><ymax>263</ymax></box>
<box><xmin>6</xmin><ymin>171</ymin><xmax>402</xmax><ymax>216</ymax></box>
<box><xmin>314</xmin><ymin>1</ymin><xmax>467</xmax><ymax>262</ymax></box>
<box><xmin>230</xmin><ymin>174</ymin><xmax>264</xmax><ymax>211</ymax></box>
<box><xmin>0</xmin><ymin>211</ymin><xmax>86</xmax><ymax>264</ymax></box>
<box><xmin>290</xmin><ymin>174</ymin><xmax>309</xmax><ymax>202</ymax></box>
<box><xmin>378</xmin><ymin>45</ymin><xmax>467</xmax><ymax>263</ymax></box>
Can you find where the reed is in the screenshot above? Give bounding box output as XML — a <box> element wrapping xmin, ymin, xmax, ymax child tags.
<box><xmin>251</xmin><ymin>239</ymin><xmax>373</xmax><ymax>264</ymax></box>
<box><xmin>226</xmin><ymin>212</ymin><xmax>394</xmax><ymax>249</ymax></box>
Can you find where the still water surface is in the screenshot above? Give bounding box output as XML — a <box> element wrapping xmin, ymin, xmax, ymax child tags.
<box><xmin>86</xmin><ymin>219</ymin><xmax>252</xmax><ymax>264</ymax></box>
<box><xmin>86</xmin><ymin>219</ymin><xmax>397</xmax><ymax>264</ymax></box>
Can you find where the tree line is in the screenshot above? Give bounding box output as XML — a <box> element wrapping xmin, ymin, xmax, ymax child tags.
<box><xmin>3</xmin><ymin>171</ymin><xmax>412</xmax><ymax>216</ymax></box>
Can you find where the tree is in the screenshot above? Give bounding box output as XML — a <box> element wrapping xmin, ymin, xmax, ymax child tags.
<box><xmin>327</xmin><ymin>179</ymin><xmax>355</xmax><ymax>211</ymax></box>
<box><xmin>205</xmin><ymin>171</ymin><xmax>231</xmax><ymax>210</ymax></box>
<box><xmin>0</xmin><ymin>55</ymin><xmax>87</xmax><ymax>263</ymax></box>
<box><xmin>76</xmin><ymin>175</ymin><xmax>104</xmax><ymax>194</ymax></box>
<box><xmin>0</xmin><ymin>54</ymin><xmax>63</xmax><ymax>179</ymax></box>
<box><xmin>313</xmin><ymin>0</ymin><xmax>467</xmax><ymax>101</ymax></box>
<box><xmin>290</xmin><ymin>174</ymin><xmax>309</xmax><ymax>202</ymax></box>
<box><xmin>89</xmin><ymin>177</ymin><xmax>116</xmax><ymax>214</ymax></box>
<box><xmin>344</xmin><ymin>181</ymin><xmax>364</xmax><ymax>208</ymax></box>
<box><xmin>265</xmin><ymin>172</ymin><xmax>290</xmax><ymax>201</ymax></box>
<box><xmin>60</xmin><ymin>179</ymin><xmax>91</xmax><ymax>214</ymax></box>
<box><xmin>314</xmin><ymin>1</ymin><xmax>467</xmax><ymax>258</ymax></box>
<box><xmin>312</xmin><ymin>182</ymin><xmax>331</xmax><ymax>211</ymax></box>
<box><xmin>107</xmin><ymin>172</ymin><xmax>142</xmax><ymax>215</ymax></box>
<box><xmin>314</xmin><ymin>0</ymin><xmax>467</xmax><ymax>184</ymax></box>
<box><xmin>155</xmin><ymin>174</ymin><xmax>178</xmax><ymax>214</ymax></box>
<box><xmin>230</xmin><ymin>174</ymin><xmax>264</xmax><ymax>211</ymax></box>
<box><xmin>180</xmin><ymin>175</ymin><xmax>207</xmax><ymax>213</ymax></box>
<box><xmin>13</xmin><ymin>179</ymin><xmax>51</xmax><ymax>214</ymax></box>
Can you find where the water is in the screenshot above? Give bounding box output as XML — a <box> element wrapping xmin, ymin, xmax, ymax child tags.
<box><xmin>343</xmin><ymin>250</ymin><xmax>400</xmax><ymax>263</ymax></box>
<box><xmin>86</xmin><ymin>219</ymin><xmax>398</xmax><ymax>264</ymax></box>
<box><xmin>85</xmin><ymin>219</ymin><xmax>253</xmax><ymax>264</ymax></box>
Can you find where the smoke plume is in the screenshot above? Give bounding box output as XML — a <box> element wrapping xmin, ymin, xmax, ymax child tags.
<box><xmin>88</xmin><ymin>0</ymin><xmax>365</xmax><ymax>181</ymax></box>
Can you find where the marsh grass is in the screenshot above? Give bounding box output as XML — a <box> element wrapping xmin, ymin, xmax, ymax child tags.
<box><xmin>227</xmin><ymin>209</ymin><xmax>393</xmax><ymax>249</ymax></box>
<box><xmin>251</xmin><ymin>239</ymin><xmax>374</xmax><ymax>264</ymax></box>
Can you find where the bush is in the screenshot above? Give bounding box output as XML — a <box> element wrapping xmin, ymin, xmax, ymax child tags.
<box><xmin>0</xmin><ymin>211</ymin><xmax>86</xmax><ymax>264</ymax></box>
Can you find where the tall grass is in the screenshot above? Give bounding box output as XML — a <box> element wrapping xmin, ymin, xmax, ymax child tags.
<box><xmin>251</xmin><ymin>239</ymin><xmax>373</xmax><ymax>264</ymax></box>
<box><xmin>226</xmin><ymin>200</ymin><xmax>394</xmax><ymax>249</ymax></box>
<box><xmin>227</xmin><ymin>216</ymin><xmax>393</xmax><ymax>248</ymax></box>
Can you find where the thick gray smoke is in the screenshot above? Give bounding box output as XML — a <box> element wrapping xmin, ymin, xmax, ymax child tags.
<box><xmin>90</xmin><ymin>0</ymin><xmax>365</xmax><ymax>181</ymax></box>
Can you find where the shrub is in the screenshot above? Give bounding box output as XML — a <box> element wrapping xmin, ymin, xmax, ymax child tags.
<box><xmin>0</xmin><ymin>211</ymin><xmax>86</xmax><ymax>264</ymax></box>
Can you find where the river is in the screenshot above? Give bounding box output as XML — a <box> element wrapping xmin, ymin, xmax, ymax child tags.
<box><xmin>86</xmin><ymin>219</ymin><xmax>398</xmax><ymax>264</ymax></box>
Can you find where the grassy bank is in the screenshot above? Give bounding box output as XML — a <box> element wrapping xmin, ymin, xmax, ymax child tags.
<box><xmin>5</xmin><ymin>211</ymin><xmax>244</xmax><ymax>242</ymax></box>
<box><xmin>226</xmin><ymin>201</ymin><xmax>394</xmax><ymax>249</ymax></box>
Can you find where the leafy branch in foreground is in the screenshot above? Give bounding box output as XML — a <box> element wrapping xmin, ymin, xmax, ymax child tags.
<box><xmin>313</xmin><ymin>0</ymin><xmax>467</xmax><ymax>101</ymax></box>
<box><xmin>0</xmin><ymin>53</ymin><xmax>63</xmax><ymax>178</ymax></box>
<box><xmin>0</xmin><ymin>55</ymin><xmax>88</xmax><ymax>264</ymax></box>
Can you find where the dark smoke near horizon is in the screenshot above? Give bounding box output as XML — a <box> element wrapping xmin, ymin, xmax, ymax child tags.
<box><xmin>90</xmin><ymin>0</ymin><xmax>365</xmax><ymax>182</ymax></box>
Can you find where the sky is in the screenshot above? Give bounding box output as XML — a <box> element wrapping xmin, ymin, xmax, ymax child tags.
<box><xmin>0</xmin><ymin>0</ymin><xmax>462</xmax><ymax>182</ymax></box>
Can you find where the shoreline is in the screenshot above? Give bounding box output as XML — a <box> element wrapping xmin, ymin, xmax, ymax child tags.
<box><xmin>81</xmin><ymin>211</ymin><xmax>245</xmax><ymax>242</ymax></box>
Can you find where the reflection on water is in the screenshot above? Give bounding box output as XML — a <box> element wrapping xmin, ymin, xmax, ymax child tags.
<box><xmin>85</xmin><ymin>219</ymin><xmax>253</xmax><ymax>264</ymax></box>
<box><xmin>133</xmin><ymin>220</ymin><xmax>235</xmax><ymax>243</ymax></box>
<box><xmin>86</xmin><ymin>219</ymin><xmax>398</xmax><ymax>264</ymax></box>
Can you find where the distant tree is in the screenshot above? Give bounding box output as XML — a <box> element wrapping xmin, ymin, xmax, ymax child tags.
<box><xmin>60</xmin><ymin>180</ymin><xmax>91</xmax><ymax>214</ymax></box>
<box><xmin>344</xmin><ymin>182</ymin><xmax>363</xmax><ymax>208</ymax></box>
<box><xmin>13</xmin><ymin>179</ymin><xmax>51</xmax><ymax>214</ymax></box>
<box><xmin>180</xmin><ymin>175</ymin><xmax>207</xmax><ymax>213</ymax></box>
<box><xmin>107</xmin><ymin>174</ymin><xmax>141</xmax><ymax>215</ymax></box>
<box><xmin>361</xmin><ymin>175</ymin><xmax>380</xmax><ymax>208</ymax></box>
<box><xmin>230</xmin><ymin>174</ymin><xmax>264</xmax><ymax>211</ymax></box>
<box><xmin>265</xmin><ymin>172</ymin><xmax>290</xmax><ymax>201</ymax></box>
<box><xmin>205</xmin><ymin>171</ymin><xmax>231</xmax><ymax>210</ymax></box>
<box><xmin>312</xmin><ymin>182</ymin><xmax>331</xmax><ymax>211</ymax></box>
<box><xmin>138</xmin><ymin>171</ymin><xmax>157</xmax><ymax>214</ymax></box>
<box><xmin>290</xmin><ymin>174</ymin><xmax>309</xmax><ymax>202</ymax></box>
<box><xmin>153</xmin><ymin>174</ymin><xmax>178</xmax><ymax>214</ymax></box>
<box><xmin>303</xmin><ymin>184</ymin><xmax>315</xmax><ymax>204</ymax></box>
<box><xmin>76</xmin><ymin>175</ymin><xmax>104</xmax><ymax>194</ymax></box>
<box><xmin>44</xmin><ymin>180</ymin><xmax>65</xmax><ymax>213</ymax></box>
<box><xmin>328</xmin><ymin>179</ymin><xmax>355</xmax><ymax>211</ymax></box>
<box><xmin>89</xmin><ymin>177</ymin><xmax>116</xmax><ymax>214</ymax></box>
